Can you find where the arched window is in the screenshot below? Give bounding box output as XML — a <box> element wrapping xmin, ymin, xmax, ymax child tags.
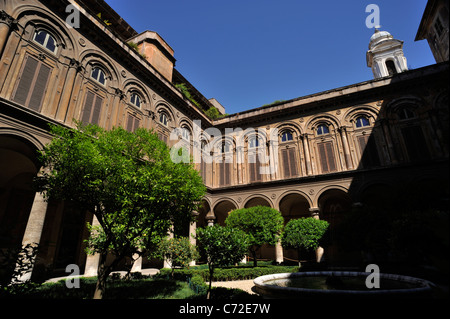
<box><xmin>33</xmin><ymin>29</ymin><xmax>57</xmax><ymax>53</ymax></box>
<box><xmin>181</xmin><ymin>126</ymin><xmax>191</xmax><ymax>140</ymax></box>
<box><xmin>248</xmin><ymin>136</ymin><xmax>259</xmax><ymax>148</ymax></box>
<box><xmin>222</xmin><ymin>140</ymin><xmax>232</xmax><ymax>153</ymax></box>
<box><xmin>355</xmin><ymin>116</ymin><xmax>370</xmax><ymax>128</ymax></box>
<box><xmin>386</xmin><ymin>60</ymin><xmax>398</xmax><ymax>76</ymax></box>
<box><xmin>317</xmin><ymin>124</ymin><xmax>330</xmax><ymax>136</ymax></box>
<box><xmin>159</xmin><ymin>112</ymin><xmax>168</xmax><ymax>126</ymax></box>
<box><xmin>398</xmin><ymin>107</ymin><xmax>415</xmax><ymax>120</ymax></box>
<box><xmin>130</xmin><ymin>92</ymin><xmax>141</xmax><ymax>108</ymax></box>
<box><xmin>91</xmin><ymin>67</ymin><xmax>106</xmax><ymax>85</ymax></box>
<box><xmin>281</xmin><ymin>131</ymin><xmax>293</xmax><ymax>142</ymax></box>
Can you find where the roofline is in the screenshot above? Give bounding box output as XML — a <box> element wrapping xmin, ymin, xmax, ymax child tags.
<box><xmin>415</xmin><ymin>0</ymin><xmax>436</xmax><ymax>41</ymax></box>
<box><xmin>213</xmin><ymin>61</ymin><xmax>449</xmax><ymax>126</ymax></box>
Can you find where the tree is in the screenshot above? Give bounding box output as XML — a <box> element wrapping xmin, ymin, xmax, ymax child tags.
<box><xmin>225</xmin><ymin>206</ymin><xmax>284</xmax><ymax>266</ymax></box>
<box><xmin>281</xmin><ymin>217</ymin><xmax>329</xmax><ymax>266</ymax></box>
<box><xmin>35</xmin><ymin>123</ymin><xmax>206</xmax><ymax>299</ymax></box>
<box><xmin>195</xmin><ymin>225</ymin><xmax>249</xmax><ymax>299</ymax></box>
<box><xmin>156</xmin><ymin>237</ymin><xmax>199</xmax><ymax>278</ymax></box>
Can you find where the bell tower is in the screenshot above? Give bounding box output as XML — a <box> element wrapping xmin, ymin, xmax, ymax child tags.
<box><xmin>366</xmin><ymin>29</ymin><xmax>408</xmax><ymax>79</ymax></box>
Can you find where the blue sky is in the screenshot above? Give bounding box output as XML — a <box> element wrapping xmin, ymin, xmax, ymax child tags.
<box><xmin>105</xmin><ymin>0</ymin><xmax>435</xmax><ymax>115</ymax></box>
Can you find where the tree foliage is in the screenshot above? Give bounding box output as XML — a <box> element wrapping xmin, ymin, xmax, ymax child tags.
<box><xmin>281</xmin><ymin>217</ymin><xmax>329</xmax><ymax>266</ymax></box>
<box><xmin>225</xmin><ymin>206</ymin><xmax>284</xmax><ymax>266</ymax></box>
<box><xmin>195</xmin><ymin>225</ymin><xmax>249</xmax><ymax>299</ymax></box>
<box><xmin>156</xmin><ymin>237</ymin><xmax>199</xmax><ymax>278</ymax></box>
<box><xmin>35</xmin><ymin>123</ymin><xmax>206</xmax><ymax>298</ymax></box>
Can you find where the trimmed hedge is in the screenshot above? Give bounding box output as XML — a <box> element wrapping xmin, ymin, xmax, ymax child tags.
<box><xmin>157</xmin><ymin>265</ymin><xmax>299</xmax><ymax>282</ymax></box>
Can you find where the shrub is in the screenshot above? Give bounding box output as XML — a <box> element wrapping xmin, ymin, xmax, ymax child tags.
<box><xmin>281</xmin><ymin>217</ymin><xmax>329</xmax><ymax>266</ymax></box>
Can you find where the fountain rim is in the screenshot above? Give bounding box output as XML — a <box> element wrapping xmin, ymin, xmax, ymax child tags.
<box><xmin>253</xmin><ymin>271</ymin><xmax>435</xmax><ymax>296</ymax></box>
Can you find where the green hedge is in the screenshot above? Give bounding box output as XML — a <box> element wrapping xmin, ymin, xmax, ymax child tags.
<box><xmin>157</xmin><ymin>265</ymin><xmax>299</xmax><ymax>282</ymax></box>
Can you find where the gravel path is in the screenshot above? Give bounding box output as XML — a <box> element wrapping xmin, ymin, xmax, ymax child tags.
<box><xmin>210</xmin><ymin>279</ymin><xmax>258</xmax><ymax>295</ymax></box>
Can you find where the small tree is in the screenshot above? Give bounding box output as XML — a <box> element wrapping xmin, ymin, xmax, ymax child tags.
<box><xmin>225</xmin><ymin>206</ymin><xmax>284</xmax><ymax>266</ymax></box>
<box><xmin>195</xmin><ymin>225</ymin><xmax>249</xmax><ymax>299</ymax></box>
<box><xmin>157</xmin><ymin>237</ymin><xmax>199</xmax><ymax>278</ymax></box>
<box><xmin>281</xmin><ymin>217</ymin><xmax>329</xmax><ymax>266</ymax></box>
<box><xmin>36</xmin><ymin>123</ymin><xmax>205</xmax><ymax>299</ymax></box>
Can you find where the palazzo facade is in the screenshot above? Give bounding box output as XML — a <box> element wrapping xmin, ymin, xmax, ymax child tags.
<box><xmin>0</xmin><ymin>0</ymin><xmax>448</xmax><ymax>280</ymax></box>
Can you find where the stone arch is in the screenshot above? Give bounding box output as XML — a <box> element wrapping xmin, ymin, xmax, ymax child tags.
<box><xmin>278</xmin><ymin>191</ymin><xmax>312</xmax><ymax>224</ymax></box>
<box><xmin>243</xmin><ymin>195</ymin><xmax>272</xmax><ymax>208</ymax></box>
<box><xmin>317</xmin><ymin>188</ymin><xmax>353</xmax><ymax>264</ymax></box>
<box><xmin>383</xmin><ymin>96</ymin><xmax>424</xmax><ymax>119</ymax></box>
<box><xmin>122</xmin><ymin>79</ymin><xmax>152</xmax><ymax>111</ymax></box>
<box><xmin>306</xmin><ymin>113</ymin><xmax>341</xmax><ymax>133</ymax></box>
<box><xmin>213</xmin><ymin>198</ymin><xmax>238</xmax><ymax>226</ymax></box>
<box><xmin>343</xmin><ymin>105</ymin><xmax>379</xmax><ymax>127</ymax></box>
<box><xmin>13</xmin><ymin>4</ymin><xmax>78</xmax><ymax>57</ymax></box>
<box><xmin>0</xmin><ymin>133</ymin><xmax>42</xmax><ymax>250</ymax></box>
<box><xmin>80</xmin><ymin>50</ymin><xmax>120</xmax><ymax>88</ymax></box>
<box><xmin>356</xmin><ymin>181</ymin><xmax>393</xmax><ymax>207</ymax></box>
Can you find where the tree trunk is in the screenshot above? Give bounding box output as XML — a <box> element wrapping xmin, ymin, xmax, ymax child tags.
<box><xmin>207</xmin><ymin>265</ymin><xmax>214</xmax><ymax>300</ymax></box>
<box><xmin>251</xmin><ymin>250</ymin><xmax>258</xmax><ymax>267</ymax></box>
<box><xmin>297</xmin><ymin>248</ymin><xmax>302</xmax><ymax>268</ymax></box>
<box><xmin>93</xmin><ymin>251</ymin><xmax>110</xmax><ymax>299</ymax></box>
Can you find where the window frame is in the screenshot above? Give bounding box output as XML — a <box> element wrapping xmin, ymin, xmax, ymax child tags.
<box><xmin>32</xmin><ymin>29</ymin><xmax>58</xmax><ymax>54</ymax></box>
<box><xmin>129</xmin><ymin>92</ymin><xmax>142</xmax><ymax>108</ymax></box>
<box><xmin>281</xmin><ymin>131</ymin><xmax>294</xmax><ymax>142</ymax></box>
<box><xmin>90</xmin><ymin>66</ymin><xmax>107</xmax><ymax>86</ymax></box>
<box><xmin>316</xmin><ymin>124</ymin><xmax>330</xmax><ymax>136</ymax></box>
<box><xmin>355</xmin><ymin>116</ymin><xmax>370</xmax><ymax>128</ymax></box>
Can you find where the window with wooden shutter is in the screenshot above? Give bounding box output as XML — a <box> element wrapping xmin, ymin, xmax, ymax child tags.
<box><xmin>158</xmin><ymin>132</ymin><xmax>168</xmax><ymax>144</ymax></box>
<box><xmin>357</xmin><ymin>135</ymin><xmax>380</xmax><ymax>168</ymax></box>
<box><xmin>248</xmin><ymin>153</ymin><xmax>262</xmax><ymax>182</ymax></box>
<box><xmin>81</xmin><ymin>91</ymin><xmax>103</xmax><ymax>125</ymax></box>
<box><xmin>219</xmin><ymin>161</ymin><xmax>231</xmax><ymax>186</ymax></box>
<box><xmin>281</xmin><ymin>148</ymin><xmax>298</xmax><ymax>178</ymax></box>
<box><xmin>317</xmin><ymin>142</ymin><xmax>336</xmax><ymax>173</ymax></box>
<box><xmin>201</xmin><ymin>158</ymin><xmax>208</xmax><ymax>183</ymax></box>
<box><xmin>401</xmin><ymin>126</ymin><xmax>430</xmax><ymax>161</ymax></box>
<box><xmin>12</xmin><ymin>55</ymin><xmax>52</xmax><ymax>112</ymax></box>
<box><xmin>126</xmin><ymin>114</ymin><xmax>140</xmax><ymax>132</ymax></box>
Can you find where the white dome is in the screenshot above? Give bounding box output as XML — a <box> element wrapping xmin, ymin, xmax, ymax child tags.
<box><xmin>369</xmin><ymin>29</ymin><xmax>394</xmax><ymax>48</ymax></box>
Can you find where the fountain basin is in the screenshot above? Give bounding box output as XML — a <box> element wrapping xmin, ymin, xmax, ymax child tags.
<box><xmin>253</xmin><ymin>271</ymin><xmax>435</xmax><ymax>298</ymax></box>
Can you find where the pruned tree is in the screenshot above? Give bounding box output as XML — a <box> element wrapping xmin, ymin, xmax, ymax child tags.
<box><xmin>35</xmin><ymin>123</ymin><xmax>205</xmax><ymax>299</ymax></box>
<box><xmin>225</xmin><ymin>206</ymin><xmax>284</xmax><ymax>266</ymax></box>
<box><xmin>281</xmin><ymin>217</ymin><xmax>329</xmax><ymax>266</ymax></box>
<box><xmin>195</xmin><ymin>225</ymin><xmax>249</xmax><ymax>299</ymax></box>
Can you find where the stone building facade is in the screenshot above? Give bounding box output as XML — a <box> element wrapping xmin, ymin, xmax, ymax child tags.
<box><xmin>0</xmin><ymin>0</ymin><xmax>448</xmax><ymax>280</ymax></box>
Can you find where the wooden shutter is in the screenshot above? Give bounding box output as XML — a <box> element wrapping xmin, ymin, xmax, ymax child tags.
<box><xmin>12</xmin><ymin>55</ymin><xmax>51</xmax><ymax>112</ymax></box>
<box><xmin>325</xmin><ymin>142</ymin><xmax>336</xmax><ymax>172</ymax></box>
<box><xmin>219</xmin><ymin>161</ymin><xmax>231</xmax><ymax>186</ymax></box>
<box><xmin>91</xmin><ymin>95</ymin><xmax>102</xmax><ymax>125</ymax></box>
<box><xmin>401</xmin><ymin>126</ymin><xmax>430</xmax><ymax>161</ymax></box>
<box><xmin>318</xmin><ymin>142</ymin><xmax>336</xmax><ymax>173</ymax></box>
<box><xmin>248</xmin><ymin>153</ymin><xmax>261</xmax><ymax>182</ymax></box>
<box><xmin>81</xmin><ymin>91</ymin><xmax>103</xmax><ymax>125</ymax></box>
<box><xmin>357</xmin><ymin>135</ymin><xmax>380</xmax><ymax>168</ymax></box>
<box><xmin>281</xmin><ymin>149</ymin><xmax>290</xmax><ymax>177</ymax></box>
<box><xmin>127</xmin><ymin>114</ymin><xmax>141</xmax><ymax>132</ymax></box>
<box><xmin>288</xmin><ymin>148</ymin><xmax>298</xmax><ymax>177</ymax></box>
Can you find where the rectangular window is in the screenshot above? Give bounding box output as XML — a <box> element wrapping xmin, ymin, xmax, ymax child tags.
<box><xmin>12</xmin><ymin>54</ymin><xmax>51</xmax><ymax>112</ymax></box>
<box><xmin>357</xmin><ymin>135</ymin><xmax>381</xmax><ymax>168</ymax></box>
<box><xmin>158</xmin><ymin>132</ymin><xmax>168</xmax><ymax>144</ymax></box>
<box><xmin>281</xmin><ymin>148</ymin><xmax>298</xmax><ymax>178</ymax></box>
<box><xmin>248</xmin><ymin>153</ymin><xmax>262</xmax><ymax>182</ymax></box>
<box><xmin>201</xmin><ymin>157</ymin><xmax>209</xmax><ymax>184</ymax></box>
<box><xmin>219</xmin><ymin>161</ymin><xmax>231</xmax><ymax>186</ymax></box>
<box><xmin>81</xmin><ymin>91</ymin><xmax>103</xmax><ymax>125</ymax></box>
<box><xmin>317</xmin><ymin>142</ymin><xmax>337</xmax><ymax>173</ymax></box>
<box><xmin>126</xmin><ymin>114</ymin><xmax>140</xmax><ymax>132</ymax></box>
<box><xmin>401</xmin><ymin>126</ymin><xmax>430</xmax><ymax>161</ymax></box>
